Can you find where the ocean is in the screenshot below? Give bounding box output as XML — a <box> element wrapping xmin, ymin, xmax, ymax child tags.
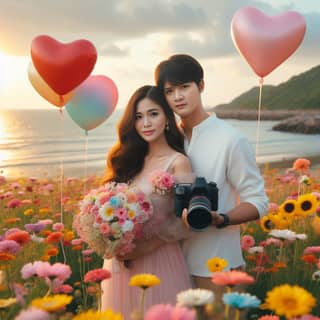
<box><xmin>0</xmin><ymin>109</ymin><xmax>320</xmax><ymax>178</ymax></box>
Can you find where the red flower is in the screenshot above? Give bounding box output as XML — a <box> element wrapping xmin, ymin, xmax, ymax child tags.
<box><xmin>46</xmin><ymin>232</ymin><xmax>63</xmax><ymax>243</ymax></box>
<box><xmin>6</xmin><ymin>231</ymin><xmax>30</xmax><ymax>246</ymax></box>
<box><xmin>84</xmin><ymin>268</ymin><xmax>111</xmax><ymax>283</ymax></box>
<box><xmin>7</xmin><ymin>199</ymin><xmax>21</xmax><ymax>209</ymax></box>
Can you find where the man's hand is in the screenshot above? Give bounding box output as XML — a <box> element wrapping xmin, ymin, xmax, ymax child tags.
<box><xmin>210</xmin><ymin>211</ymin><xmax>224</xmax><ymax>226</ymax></box>
<box><xmin>182</xmin><ymin>209</ymin><xmax>224</xmax><ymax>228</ymax></box>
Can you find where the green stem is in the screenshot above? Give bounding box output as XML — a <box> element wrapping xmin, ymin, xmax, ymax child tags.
<box><xmin>224</xmin><ymin>287</ymin><xmax>232</xmax><ymax>319</ymax></box>
<box><xmin>234</xmin><ymin>309</ymin><xmax>240</xmax><ymax>320</ymax></box>
<box><xmin>96</xmin><ymin>284</ymin><xmax>102</xmax><ymax>312</ymax></box>
<box><xmin>139</xmin><ymin>289</ymin><xmax>146</xmax><ymax>319</ymax></box>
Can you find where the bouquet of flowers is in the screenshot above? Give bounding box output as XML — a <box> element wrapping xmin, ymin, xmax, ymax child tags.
<box><xmin>149</xmin><ymin>170</ymin><xmax>175</xmax><ymax>195</ymax></box>
<box><xmin>73</xmin><ymin>182</ymin><xmax>153</xmax><ymax>258</ymax></box>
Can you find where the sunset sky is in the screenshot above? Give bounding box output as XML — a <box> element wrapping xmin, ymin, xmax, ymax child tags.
<box><xmin>0</xmin><ymin>0</ymin><xmax>319</xmax><ymax>110</ymax></box>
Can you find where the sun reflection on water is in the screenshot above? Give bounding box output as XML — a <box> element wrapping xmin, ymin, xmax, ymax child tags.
<box><xmin>0</xmin><ymin>114</ymin><xmax>11</xmax><ymax>166</ymax></box>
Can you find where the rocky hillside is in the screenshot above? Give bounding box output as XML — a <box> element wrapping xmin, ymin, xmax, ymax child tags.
<box><xmin>212</xmin><ymin>65</ymin><xmax>320</xmax><ymax>111</ymax></box>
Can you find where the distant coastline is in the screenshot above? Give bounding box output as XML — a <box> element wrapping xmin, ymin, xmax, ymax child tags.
<box><xmin>210</xmin><ymin>109</ymin><xmax>319</xmax><ymax>121</ymax></box>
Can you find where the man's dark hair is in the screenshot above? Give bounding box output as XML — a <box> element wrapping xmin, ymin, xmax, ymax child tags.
<box><xmin>154</xmin><ymin>54</ymin><xmax>204</xmax><ymax>89</ymax></box>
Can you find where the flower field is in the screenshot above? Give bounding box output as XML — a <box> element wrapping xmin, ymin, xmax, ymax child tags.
<box><xmin>0</xmin><ymin>158</ymin><xmax>319</xmax><ymax>319</ymax></box>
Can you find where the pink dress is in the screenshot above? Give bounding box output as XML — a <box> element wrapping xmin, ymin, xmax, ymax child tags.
<box><xmin>101</xmin><ymin>154</ymin><xmax>192</xmax><ymax>318</ymax></box>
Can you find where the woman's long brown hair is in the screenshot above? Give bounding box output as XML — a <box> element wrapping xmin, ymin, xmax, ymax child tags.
<box><xmin>102</xmin><ymin>85</ymin><xmax>185</xmax><ymax>183</ymax></box>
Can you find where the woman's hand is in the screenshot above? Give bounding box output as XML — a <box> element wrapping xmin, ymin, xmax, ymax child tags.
<box><xmin>116</xmin><ymin>237</ymin><xmax>164</xmax><ymax>262</ymax></box>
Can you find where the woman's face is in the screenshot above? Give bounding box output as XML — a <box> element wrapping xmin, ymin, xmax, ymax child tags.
<box><xmin>135</xmin><ymin>97</ymin><xmax>167</xmax><ymax>143</ymax></box>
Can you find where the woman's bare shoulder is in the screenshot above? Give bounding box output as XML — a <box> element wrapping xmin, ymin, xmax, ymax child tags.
<box><xmin>172</xmin><ymin>153</ymin><xmax>192</xmax><ymax>173</ymax></box>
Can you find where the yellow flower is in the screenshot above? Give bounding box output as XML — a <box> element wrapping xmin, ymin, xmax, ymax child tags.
<box><xmin>31</xmin><ymin>294</ymin><xmax>72</xmax><ymax>312</ymax></box>
<box><xmin>296</xmin><ymin>193</ymin><xmax>318</xmax><ymax>216</ymax></box>
<box><xmin>129</xmin><ymin>274</ymin><xmax>160</xmax><ymax>289</ymax></box>
<box><xmin>73</xmin><ymin>309</ymin><xmax>123</xmax><ymax>320</ymax></box>
<box><xmin>39</xmin><ymin>207</ymin><xmax>50</xmax><ymax>216</ymax></box>
<box><xmin>263</xmin><ymin>284</ymin><xmax>316</xmax><ymax>318</ymax></box>
<box><xmin>260</xmin><ymin>215</ymin><xmax>281</xmax><ymax>232</ymax></box>
<box><xmin>206</xmin><ymin>257</ymin><xmax>228</xmax><ymax>272</ymax></box>
<box><xmin>0</xmin><ymin>297</ymin><xmax>17</xmax><ymax>308</ymax></box>
<box><xmin>64</xmin><ymin>231</ymin><xmax>75</xmax><ymax>241</ymax></box>
<box><xmin>23</xmin><ymin>208</ymin><xmax>34</xmax><ymax>216</ymax></box>
<box><xmin>278</xmin><ymin>199</ymin><xmax>297</xmax><ymax>217</ymax></box>
<box><xmin>127</xmin><ymin>210</ymin><xmax>136</xmax><ymax>219</ymax></box>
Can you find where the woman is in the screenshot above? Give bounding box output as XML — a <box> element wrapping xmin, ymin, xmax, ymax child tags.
<box><xmin>101</xmin><ymin>85</ymin><xmax>193</xmax><ymax>318</ymax></box>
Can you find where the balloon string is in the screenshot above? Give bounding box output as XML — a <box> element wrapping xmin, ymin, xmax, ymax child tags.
<box><xmin>84</xmin><ymin>131</ymin><xmax>89</xmax><ymax>194</ymax></box>
<box><xmin>59</xmin><ymin>95</ymin><xmax>64</xmax><ymax>106</ymax></box>
<box><xmin>59</xmin><ymin>108</ymin><xmax>67</xmax><ymax>264</ymax></box>
<box><xmin>255</xmin><ymin>77</ymin><xmax>264</xmax><ymax>158</ymax></box>
<box><xmin>59</xmin><ymin>109</ymin><xmax>64</xmax><ymax>223</ymax></box>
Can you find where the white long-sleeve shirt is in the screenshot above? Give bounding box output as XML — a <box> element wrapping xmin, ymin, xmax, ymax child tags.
<box><xmin>181</xmin><ymin>114</ymin><xmax>268</xmax><ymax>276</ymax></box>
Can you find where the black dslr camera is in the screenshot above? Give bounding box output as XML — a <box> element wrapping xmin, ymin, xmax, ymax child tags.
<box><xmin>175</xmin><ymin>177</ymin><xmax>218</xmax><ymax>231</ymax></box>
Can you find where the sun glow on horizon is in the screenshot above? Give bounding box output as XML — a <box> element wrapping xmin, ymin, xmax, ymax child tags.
<box><xmin>0</xmin><ymin>51</ymin><xmax>16</xmax><ymax>91</ymax></box>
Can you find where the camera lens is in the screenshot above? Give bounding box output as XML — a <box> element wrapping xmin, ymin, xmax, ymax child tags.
<box><xmin>187</xmin><ymin>195</ymin><xmax>212</xmax><ymax>230</ymax></box>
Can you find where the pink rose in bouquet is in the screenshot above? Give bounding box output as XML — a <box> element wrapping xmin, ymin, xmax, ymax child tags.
<box><xmin>73</xmin><ymin>182</ymin><xmax>153</xmax><ymax>258</ymax></box>
<box><xmin>150</xmin><ymin>170</ymin><xmax>175</xmax><ymax>195</ymax></box>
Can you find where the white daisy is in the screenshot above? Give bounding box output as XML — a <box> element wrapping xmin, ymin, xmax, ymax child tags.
<box><xmin>121</xmin><ymin>220</ymin><xmax>134</xmax><ymax>232</ymax></box>
<box><xmin>296</xmin><ymin>233</ymin><xmax>307</xmax><ymax>240</ymax></box>
<box><xmin>247</xmin><ymin>246</ymin><xmax>264</xmax><ymax>254</ymax></box>
<box><xmin>176</xmin><ymin>288</ymin><xmax>214</xmax><ymax>307</ymax></box>
<box><xmin>268</xmin><ymin>229</ymin><xmax>297</xmax><ymax>241</ymax></box>
<box><xmin>312</xmin><ymin>270</ymin><xmax>320</xmax><ymax>281</ymax></box>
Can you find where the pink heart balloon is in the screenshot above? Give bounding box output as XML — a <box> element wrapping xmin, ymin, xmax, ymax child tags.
<box><xmin>231</xmin><ymin>7</ymin><xmax>306</xmax><ymax>78</ymax></box>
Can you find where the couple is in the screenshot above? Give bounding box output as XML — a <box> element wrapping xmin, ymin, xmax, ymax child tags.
<box><xmin>101</xmin><ymin>54</ymin><xmax>268</xmax><ymax>317</ymax></box>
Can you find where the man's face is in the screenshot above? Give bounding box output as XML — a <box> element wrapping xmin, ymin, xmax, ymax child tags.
<box><xmin>163</xmin><ymin>81</ymin><xmax>203</xmax><ymax>118</ymax></box>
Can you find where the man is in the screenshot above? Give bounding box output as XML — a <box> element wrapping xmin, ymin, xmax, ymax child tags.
<box><xmin>154</xmin><ymin>54</ymin><xmax>268</xmax><ymax>291</ymax></box>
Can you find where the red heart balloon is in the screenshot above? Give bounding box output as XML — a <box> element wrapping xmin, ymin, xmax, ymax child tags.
<box><xmin>231</xmin><ymin>7</ymin><xmax>306</xmax><ymax>78</ymax></box>
<box><xmin>31</xmin><ymin>35</ymin><xmax>97</xmax><ymax>95</ymax></box>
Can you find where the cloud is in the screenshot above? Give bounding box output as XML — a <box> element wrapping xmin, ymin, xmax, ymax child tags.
<box><xmin>164</xmin><ymin>0</ymin><xmax>320</xmax><ymax>60</ymax></box>
<box><xmin>0</xmin><ymin>0</ymin><xmax>206</xmax><ymax>55</ymax></box>
<box><xmin>0</xmin><ymin>0</ymin><xmax>319</xmax><ymax>63</ymax></box>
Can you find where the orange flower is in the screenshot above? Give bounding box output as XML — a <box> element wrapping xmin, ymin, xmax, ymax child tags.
<box><xmin>301</xmin><ymin>254</ymin><xmax>319</xmax><ymax>264</ymax></box>
<box><xmin>292</xmin><ymin>158</ymin><xmax>310</xmax><ymax>173</ymax></box>
<box><xmin>41</xmin><ymin>255</ymin><xmax>50</xmax><ymax>261</ymax></box>
<box><xmin>64</xmin><ymin>231</ymin><xmax>75</xmax><ymax>241</ymax></box>
<box><xmin>4</xmin><ymin>218</ymin><xmax>21</xmax><ymax>224</ymax></box>
<box><xmin>212</xmin><ymin>270</ymin><xmax>255</xmax><ymax>286</ymax></box>
<box><xmin>273</xmin><ymin>262</ymin><xmax>287</xmax><ymax>269</ymax></box>
<box><xmin>0</xmin><ymin>253</ymin><xmax>15</xmax><ymax>261</ymax></box>
<box><xmin>46</xmin><ymin>247</ymin><xmax>59</xmax><ymax>256</ymax></box>
<box><xmin>40</xmin><ymin>230</ymin><xmax>51</xmax><ymax>236</ymax></box>
<box><xmin>46</xmin><ymin>232</ymin><xmax>63</xmax><ymax>243</ymax></box>
<box><xmin>72</xmin><ymin>245</ymin><xmax>83</xmax><ymax>251</ymax></box>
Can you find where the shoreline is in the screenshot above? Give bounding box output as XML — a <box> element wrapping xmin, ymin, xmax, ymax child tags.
<box><xmin>2</xmin><ymin>154</ymin><xmax>320</xmax><ymax>179</ymax></box>
<box><xmin>210</xmin><ymin>109</ymin><xmax>320</xmax><ymax>121</ymax></box>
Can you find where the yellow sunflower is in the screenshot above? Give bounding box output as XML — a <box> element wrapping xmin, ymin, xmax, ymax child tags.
<box><xmin>260</xmin><ymin>215</ymin><xmax>274</xmax><ymax>232</ymax></box>
<box><xmin>278</xmin><ymin>199</ymin><xmax>297</xmax><ymax>217</ymax></box>
<box><xmin>206</xmin><ymin>257</ymin><xmax>228</xmax><ymax>272</ymax></box>
<box><xmin>260</xmin><ymin>214</ymin><xmax>284</xmax><ymax>232</ymax></box>
<box><xmin>129</xmin><ymin>274</ymin><xmax>160</xmax><ymax>289</ymax></box>
<box><xmin>263</xmin><ymin>284</ymin><xmax>316</xmax><ymax>318</ymax></box>
<box><xmin>73</xmin><ymin>309</ymin><xmax>123</xmax><ymax>320</ymax></box>
<box><xmin>31</xmin><ymin>294</ymin><xmax>72</xmax><ymax>312</ymax></box>
<box><xmin>296</xmin><ymin>193</ymin><xmax>318</xmax><ymax>216</ymax></box>
<box><xmin>0</xmin><ymin>297</ymin><xmax>17</xmax><ymax>308</ymax></box>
